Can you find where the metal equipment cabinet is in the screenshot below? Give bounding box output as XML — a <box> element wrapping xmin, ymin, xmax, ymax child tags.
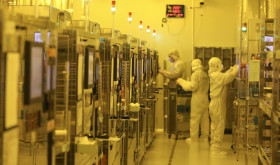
<box><xmin>232</xmin><ymin>99</ymin><xmax>258</xmax><ymax>162</ymax></box>
<box><xmin>58</xmin><ymin>27</ymin><xmax>100</xmax><ymax>165</ymax></box>
<box><xmin>258</xmin><ymin>54</ymin><xmax>280</xmax><ymax>164</ymax></box>
<box><xmin>127</xmin><ymin>107</ymin><xmax>140</xmax><ymax>165</ymax></box>
<box><xmin>235</xmin><ymin>9</ymin><xmax>262</xmax><ymax>164</ymax></box>
<box><xmin>232</xmin><ymin>17</ymin><xmax>261</xmax><ymax>162</ymax></box>
<box><xmin>166</xmin><ymin>85</ymin><xmax>191</xmax><ymax>139</ymax></box>
<box><xmin>0</xmin><ymin>9</ymin><xmax>21</xmax><ymax>165</ymax></box>
<box><xmin>257</xmin><ymin>1</ymin><xmax>280</xmax><ymax>163</ymax></box>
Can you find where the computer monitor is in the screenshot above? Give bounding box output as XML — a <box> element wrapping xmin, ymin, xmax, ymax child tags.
<box><xmin>113</xmin><ymin>49</ymin><xmax>120</xmax><ymax>81</ymax></box>
<box><xmin>264</xmin><ymin>36</ymin><xmax>273</xmax><ymax>42</ymax></box>
<box><xmin>77</xmin><ymin>54</ymin><xmax>83</xmax><ymax>100</ymax></box>
<box><xmin>95</xmin><ymin>62</ymin><xmax>99</xmax><ymax>82</ymax></box>
<box><xmin>24</xmin><ymin>41</ymin><xmax>44</xmax><ymax>104</ymax></box>
<box><xmin>265</xmin><ymin>46</ymin><xmax>274</xmax><ymax>52</ymax></box>
<box><xmin>95</xmin><ymin>51</ymin><xmax>100</xmax><ymax>82</ymax></box>
<box><xmin>264</xmin><ymin>36</ymin><xmax>274</xmax><ymax>52</ymax></box>
<box><xmin>85</xmin><ymin>46</ymin><xmax>95</xmax><ymax>89</ymax></box>
<box><xmin>34</xmin><ymin>32</ymin><xmax>43</xmax><ymax>43</ymax></box>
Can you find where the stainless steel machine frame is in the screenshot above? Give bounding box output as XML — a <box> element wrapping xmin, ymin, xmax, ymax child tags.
<box><xmin>166</xmin><ymin>85</ymin><xmax>191</xmax><ymax>139</ymax></box>
<box><xmin>58</xmin><ymin>27</ymin><xmax>100</xmax><ymax>165</ymax></box>
<box><xmin>0</xmin><ymin>6</ymin><xmax>160</xmax><ymax>165</ymax></box>
<box><xmin>137</xmin><ymin>45</ymin><xmax>147</xmax><ymax>161</ymax></box>
<box><xmin>237</xmin><ymin>0</ymin><xmax>280</xmax><ymax>164</ymax></box>
<box><xmin>97</xmin><ymin>30</ymin><xmax>127</xmax><ymax>165</ymax></box>
<box><xmin>11</xmin><ymin>12</ymin><xmax>59</xmax><ymax>165</ymax></box>
<box><xmin>144</xmin><ymin>48</ymin><xmax>157</xmax><ymax>147</ymax></box>
<box><xmin>120</xmin><ymin>35</ymin><xmax>142</xmax><ymax>165</ymax></box>
<box><xmin>235</xmin><ymin>17</ymin><xmax>260</xmax><ymax>165</ymax></box>
<box><xmin>232</xmin><ymin>99</ymin><xmax>258</xmax><ymax>162</ymax></box>
<box><xmin>0</xmin><ymin>9</ymin><xmax>21</xmax><ymax>165</ymax></box>
<box><xmin>258</xmin><ymin>56</ymin><xmax>280</xmax><ymax>165</ymax></box>
<box><xmin>127</xmin><ymin>38</ymin><xmax>142</xmax><ymax>165</ymax></box>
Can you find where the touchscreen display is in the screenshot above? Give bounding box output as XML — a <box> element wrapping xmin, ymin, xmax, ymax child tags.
<box><xmin>31</xmin><ymin>47</ymin><xmax>43</xmax><ymax>99</ymax></box>
<box><xmin>88</xmin><ymin>52</ymin><xmax>94</xmax><ymax>85</ymax></box>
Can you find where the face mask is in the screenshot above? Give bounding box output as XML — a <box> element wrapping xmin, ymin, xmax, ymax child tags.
<box><xmin>169</xmin><ymin>57</ymin><xmax>174</xmax><ymax>63</ymax></box>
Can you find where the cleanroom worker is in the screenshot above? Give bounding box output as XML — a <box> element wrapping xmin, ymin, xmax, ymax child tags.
<box><xmin>176</xmin><ymin>59</ymin><xmax>209</xmax><ymax>142</ymax></box>
<box><xmin>158</xmin><ymin>49</ymin><xmax>187</xmax><ymax>83</ymax></box>
<box><xmin>208</xmin><ymin>57</ymin><xmax>238</xmax><ymax>154</ymax></box>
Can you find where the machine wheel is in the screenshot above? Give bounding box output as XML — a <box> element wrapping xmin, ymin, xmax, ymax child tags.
<box><xmin>168</xmin><ymin>134</ymin><xmax>171</xmax><ymax>139</ymax></box>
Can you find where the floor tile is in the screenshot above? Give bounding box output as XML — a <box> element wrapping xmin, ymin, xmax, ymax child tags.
<box><xmin>141</xmin><ymin>133</ymin><xmax>258</xmax><ymax>165</ymax></box>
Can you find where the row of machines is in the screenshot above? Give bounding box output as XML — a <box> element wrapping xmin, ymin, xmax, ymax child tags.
<box><xmin>0</xmin><ymin>6</ymin><xmax>159</xmax><ymax>165</ymax></box>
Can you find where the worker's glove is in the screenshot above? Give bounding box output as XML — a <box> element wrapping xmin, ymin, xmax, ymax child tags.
<box><xmin>176</xmin><ymin>78</ymin><xmax>183</xmax><ymax>85</ymax></box>
<box><xmin>232</xmin><ymin>65</ymin><xmax>239</xmax><ymax>76</ymax></box>
<box><xmin>229</xmin><ymin>64</ymin><xmax>238</xmax><ymax>75</ymax></box>
<box><xmin>229</xmin><ymin>67</ymin><xmax>233</xmax><ymax>72</ymax></box>
<box><xmin>229</xmin><ymin>64</ymin><xmax>238</xmax><ymax>71</ymax></box>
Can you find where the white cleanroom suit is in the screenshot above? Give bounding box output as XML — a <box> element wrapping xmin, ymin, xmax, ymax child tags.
<box><xmin>177</xmin><ymin>59</ymin><xmax>209</xmax><ymax>142</ymax></box>
<box><xmin>159</xmin><ymin>49</ymin><xmax>187</xmax><ymax>82</ymax></box>
<box><xmin>208</xmin><ymin>57</ymin><xmax>238</xmax><ymax>154</ymax></box>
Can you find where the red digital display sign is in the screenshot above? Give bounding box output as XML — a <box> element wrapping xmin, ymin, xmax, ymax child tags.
<box><xmin>166</xmin><ymin>5</ymin><xmax>185</xmax><ymax>18</ymax></box>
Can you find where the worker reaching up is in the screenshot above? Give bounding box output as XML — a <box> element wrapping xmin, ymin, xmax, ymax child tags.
<box><xmin>208</xmin><ymin>57</ymin><xmax>238</xmax><ymax>155</ymax></box>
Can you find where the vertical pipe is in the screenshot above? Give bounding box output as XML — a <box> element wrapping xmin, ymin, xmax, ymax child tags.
<box><xmin>85</xmin><ymin>1</ymin><xmax>88</xmax><ymax>32</ymax></box>
<box><xmin>69</xmin><ymin>0</ymin><xmax>73</xmax><ymax>11</ymax></box>
<box><xmin>192</xmin><ymin>1</ymin><xmax>194</xmax><ymax>59</ymax></box>
<box><xmin>129</xmin><ymin>23</ymin><xmax>132</xmax><ymax>43</ymax></box>
<box><xmin>139</xmin><ymin>29</ymin><xmax>142</xmax><ymax>47</ymax></box>
<box><xmin>35</xmin><ymin>0</ymin><xmax>38</xmax><ymax>18</ymax></box>
<box><xmin>153</xmin><ymin>35</ymin><xmax>155</xmax><ymax>50</ymax></box>
<box><xmin>112</xmin><ymin>15</ymin><xmax>115</xmax><ymax>39</ymax></box>
<box><xmin>67</xmin><ymin>0</ymin><xmax>69</xmax><ymax>9</ymax></box>
<box><xmin>147</xmin><ymin>31</ymin><xmax>149</xmax><ymax>48</ymax></box>
<box><xmin>50</xmin><ymin>0</ymin><xmax>54</xmax><ymax>7</ymax></box>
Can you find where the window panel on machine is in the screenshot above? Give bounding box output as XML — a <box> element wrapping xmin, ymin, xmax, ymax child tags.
<box><xmin>24</xmin><ymin>41</ymin><xmax>44</xmax><ymax>104</ymax></box>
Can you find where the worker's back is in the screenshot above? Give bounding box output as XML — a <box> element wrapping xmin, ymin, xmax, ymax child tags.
<box><xmin>192</xmin><ymin>69</ymin><xmax>209</xmax><ymax>95</ymax></box>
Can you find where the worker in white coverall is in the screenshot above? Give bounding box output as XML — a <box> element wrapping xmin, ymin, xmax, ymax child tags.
<box><xmin>208</xmin><ymin>57</ymin><xmax>238</xmax><ymax>154</ymax></box>
<box><xmin>158</xmin><ymin>49</ymin><xmax>187</xmax><ymax>81</ymax></box>
<box><xmin>176</xmin><ymin>59</ymin><xmax>209</xmax><ymax>142</ymax></box>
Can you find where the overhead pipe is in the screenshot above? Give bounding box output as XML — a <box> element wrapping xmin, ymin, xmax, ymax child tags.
<box><xmin>85</xmin><ymin>0</ymin><xmax>89</xmax><ymax>32</ymax></box>
<box><xmin>35</xmin><ymin>0</ymin><xmax>38</xmax><ymax>18</ymax></box>
<box><xmin>111</xmin><ymin>1</ymin><xmax>116</xmax><ymax>38</ymax></box>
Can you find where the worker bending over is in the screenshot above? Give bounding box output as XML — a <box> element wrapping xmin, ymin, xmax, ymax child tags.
<box><xmin>176</xmin><ymin>59</ymin><xmax>209</xmax><ymax>142</ymax></box>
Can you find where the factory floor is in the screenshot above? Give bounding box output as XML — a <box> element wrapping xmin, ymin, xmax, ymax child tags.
<box><xmin>140</xmin><ymin>133</ymin><xmax>258</xmax><ymax>165</ymax></box>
